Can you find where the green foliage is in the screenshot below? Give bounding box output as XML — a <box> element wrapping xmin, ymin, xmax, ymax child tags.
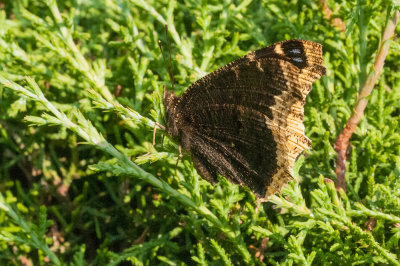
<box><xmin>0</xmin><ymin>0</ymin><xmax>400</xmax><ymax>264</ymax></box>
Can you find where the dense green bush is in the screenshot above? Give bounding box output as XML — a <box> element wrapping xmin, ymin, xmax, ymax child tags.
<box><xmin>1</xmin><ymin>0</ymin><xmax>399</xmax><ymax>264</ymax></box>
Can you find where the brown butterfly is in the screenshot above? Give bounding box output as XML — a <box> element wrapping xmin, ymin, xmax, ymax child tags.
<box><xmin>163</xmin><ymin>40</ymin><xmax>325</xmax><ymax>199</ymax></box>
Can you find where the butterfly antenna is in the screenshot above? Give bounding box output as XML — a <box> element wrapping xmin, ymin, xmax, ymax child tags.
<box><xmin>158</xmin><ymin>25</ymin><xmax>175</xmax><ymax>90</ymax></box>
<box><xmin>158</xmin><ymin>40</ymin><xmax>170</xmax><ymax>84</ymax></box>
<box><xmin>165</xmin><ymin>24</ymin><xmax>175</xmax><ymax>90</ymax></box>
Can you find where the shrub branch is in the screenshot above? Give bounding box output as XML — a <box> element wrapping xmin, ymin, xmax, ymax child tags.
<box><xmin>0</xmin><ymin>76</ymin><xmax>253</xmax><ymax>263</ymax></box>
<box><xmin>334</xmin><ymin>7</ymin><xmax>399</xmax><ymax>191</ymax></box>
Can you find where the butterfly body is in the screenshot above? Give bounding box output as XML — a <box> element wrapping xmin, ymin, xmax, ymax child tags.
<box><xmin>164</xmin><ymin>40</ymin><xmax>325</xmax><ymax>199</ymax></box>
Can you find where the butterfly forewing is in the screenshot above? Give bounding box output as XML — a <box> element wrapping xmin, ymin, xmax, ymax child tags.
<box><xmin>164</xmin><ymin>39</ymin><xmax>325</xmax><ymax>199</ymax></box>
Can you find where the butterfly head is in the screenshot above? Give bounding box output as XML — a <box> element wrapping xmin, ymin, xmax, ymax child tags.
<box><xmin>163</xmin><ymin>88</ymin><xmax>180</xmax><ymax>138</ymax></box>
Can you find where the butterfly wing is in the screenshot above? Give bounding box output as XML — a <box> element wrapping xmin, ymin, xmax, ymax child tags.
<box><xmin>165</xmin><ymin>40</ymin><xmax>325</xmax><ymax>198</ymax></box>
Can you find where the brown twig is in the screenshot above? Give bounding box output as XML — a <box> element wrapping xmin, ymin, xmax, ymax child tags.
<box><xmin>319</xmin><ymin>0</ymin><xmax>346</xmax><ymax>32</ymax></box>
<box><xmin>249</xmin><ymin>237</ymin><xmax>269</xmax><ymax>262</ymax></box>
<box><xmin>334</xmin><ymin>9</ymin><xmax>399</xmax><ymax>192</ymax></box>
<box><xmin>133</xmin><ymin>228</ymin><xmax>149</xmax><ymax>244</ymax></box>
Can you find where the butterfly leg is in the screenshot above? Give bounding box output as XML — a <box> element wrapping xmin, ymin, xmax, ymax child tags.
<box><xmin>178</xmin><ymin>145</ymin><xmax>182</xmax><ymax>158</ymax></box>
<box><xmin>142</xmin><ymin>124</ymin><xmax>158</xmax><ymax>157</ymax></box>
<box><xmin>175</xmin><ymin>145</ymin><xmax>183</xmax><ymax>167</ymax></box>
<box><xmin>142</xmin><ymin>122</ymin><xmax>166</xmax><ymax>157</ymax></box>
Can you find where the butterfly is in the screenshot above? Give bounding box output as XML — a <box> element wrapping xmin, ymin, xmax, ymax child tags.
<box><xmin>163</xmin><ymin>40</ymin><xmax>325</xmax><ymax>199</ymax></box>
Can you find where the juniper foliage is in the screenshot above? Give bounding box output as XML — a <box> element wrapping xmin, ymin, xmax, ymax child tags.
<box><xmin>0</xmin><ymin>0</ymin><xmax>400</xmax><ymax>265</ymax></box>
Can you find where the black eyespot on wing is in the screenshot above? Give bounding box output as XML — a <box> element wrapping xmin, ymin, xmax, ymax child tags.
<box><xmin>253</xmin><ymin>39</ymin><xmax>325</xmax><ymax>75</ymax></box>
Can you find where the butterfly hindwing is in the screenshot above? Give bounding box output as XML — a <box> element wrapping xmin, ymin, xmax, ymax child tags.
<box><xmin>164</xmin><ymin>40</ymin><xmax>325</xmax><ymax>198</ymax></box>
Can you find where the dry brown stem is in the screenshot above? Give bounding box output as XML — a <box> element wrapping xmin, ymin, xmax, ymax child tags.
<box><xmin>334</xmin><ymin>9</ymin><xmax>399</xmax><ymax>192</ymax></box>
<box><xmin>250</xmin><ymin>237</ymin><xmax>269</xmax><ymax>262</ymax></box>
